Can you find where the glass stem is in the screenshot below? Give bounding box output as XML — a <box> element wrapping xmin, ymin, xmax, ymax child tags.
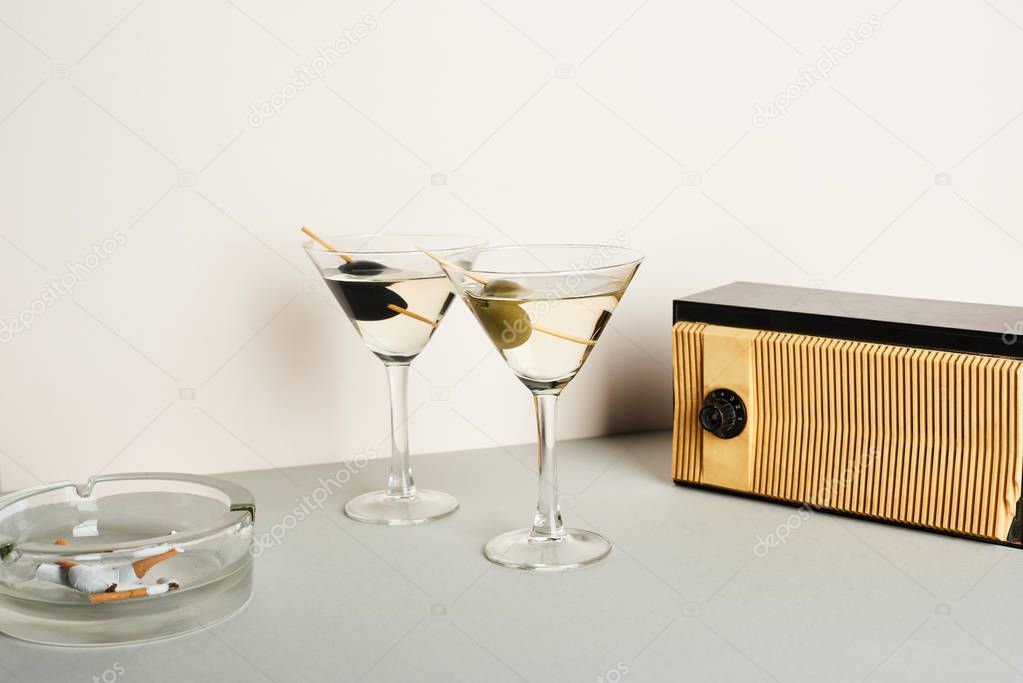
<box><xmin>531</xmin><ymin>393</ymin><xmax>564</xmax><ymax>540</ymax></box>
<box><xmin>384</xmin><ymin>362</ymin><xmax>416</xmax><ymax>500</ymax></box>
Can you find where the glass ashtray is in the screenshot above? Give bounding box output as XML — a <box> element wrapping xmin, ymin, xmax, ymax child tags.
<box><xmin>0</xmin><ymin>473</ymin><xmax>255</xmax><ymax>646</ymax></box>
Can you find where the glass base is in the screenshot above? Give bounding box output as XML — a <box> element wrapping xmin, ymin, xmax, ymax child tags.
<box><xmin>344</xmin><ymin>489</ymin><xmax>459</xmax><ymax>525</ymax></box>
<box><xmin>484</xmin><ymin>528</ymin><xmax>612</xmax><ymax>571</ymax></box>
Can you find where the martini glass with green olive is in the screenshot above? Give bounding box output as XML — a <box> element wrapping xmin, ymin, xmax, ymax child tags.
<box><xmin>303</xmin><ymin>229</ymin><xmax>485</xmax><ymax>524</ymax></box>
<box><xmin>433</xmin><ymin>244</ymin><xmax>642</xmax><ymax>570</ymax></box>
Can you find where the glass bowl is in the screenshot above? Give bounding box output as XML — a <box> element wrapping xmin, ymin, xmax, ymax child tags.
<box><xmin>0</xmin><ymin>473</ymin><xmax>255</xmax><ymax>646</ymax></box>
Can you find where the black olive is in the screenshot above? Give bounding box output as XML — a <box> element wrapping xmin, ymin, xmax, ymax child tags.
<box><xmin>340</xmin><ymin>260</ymin><xmax>389</xmax><ymax>277</ymax></box>
<box><xmin>325</xmin><ymin>280</ymin><xmax>406</xmax><ymax>321</ymax></box>
<box><xmin>325</xmin><ymin>259</ymin><xmax>407</xmax><ymax>321</ymax></box>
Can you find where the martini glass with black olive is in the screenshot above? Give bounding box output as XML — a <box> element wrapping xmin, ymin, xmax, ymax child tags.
<box><xmin>303</xmin><ymin>229</ymin><xmax>485</xmax><ymax>524</ymax></box>
<box><xmin>434</xmin><ymin>244</ymin><xmax>643</xmax><ymax>570</ymax></box>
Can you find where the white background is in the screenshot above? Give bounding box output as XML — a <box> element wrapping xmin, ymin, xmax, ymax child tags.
<box><xmin>1</xmin><ymin>0</ymin><xmax>1021</xmax><ymax>491</ymax></box>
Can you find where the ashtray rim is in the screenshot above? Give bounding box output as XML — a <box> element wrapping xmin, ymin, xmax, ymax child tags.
<box><xmin>0</xmin><ymin>472</ymin><xmax>255</xmax><ymax>562</ymax></box>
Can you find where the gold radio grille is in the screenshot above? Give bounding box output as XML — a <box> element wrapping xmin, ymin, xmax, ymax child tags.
<box><xmin>673</xmin><ymin>322</ymin><xmax>707</xmax><ymax>484</ymax></box>
<box><xmin>672</xmin><ymin>322</ymin><xmax>1023</xmax><ymax>542</ymax></box>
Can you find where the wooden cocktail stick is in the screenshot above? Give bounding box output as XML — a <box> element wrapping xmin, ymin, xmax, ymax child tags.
<box><xmin>386</xmin><ymin>304</ymin><xmax>438</xmax><ymax>328</ymax></box>
<box><xmin>417</xmin><ymin>247</ymin><xmax>490</xmax><ymax>286</ymax></box>
<box><xmin>530</xmin><ymin>326</ymin><xmax>595</xmax><ymax>347</ymax></box>
<box><xmin>418</xmin><ymin>247</ymin><xmax>597</xmax><ymax>347</ymax></box>
<box><xmin>528</xmin><ymin>325</ymin><xmax>596</xmax><ymax>346</ymax></box>
<box><xmin>301</xmin><ymin>226</ymin><xmax>438</xmax><ymax>327</ymax></box>
<box><xmin>301</xmin><ymin>226</ymin><xmax>351</xmax><ymax>262</ymax></box>
<box><xmin>132</xmin><ymin>548</ymin><xmax>180</xmax><ymax>578</ymax></box>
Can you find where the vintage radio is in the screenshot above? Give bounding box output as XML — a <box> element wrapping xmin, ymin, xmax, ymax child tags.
<box><xmin>672</xmin><ymin>282</ymin><xmax>1023</xmax><ymax>546</ymax></box>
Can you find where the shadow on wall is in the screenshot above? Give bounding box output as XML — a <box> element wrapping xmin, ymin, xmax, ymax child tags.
<box><xmin>597</xmin><ymin>332</ymin><xmax>673</xmax><ymax>436</ymax></box>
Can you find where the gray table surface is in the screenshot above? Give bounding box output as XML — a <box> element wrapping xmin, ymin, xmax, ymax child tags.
<box><xmin>2</xmin><ymin>430</ymin><xmax>1022</xmax><ymax>683</ymax></box>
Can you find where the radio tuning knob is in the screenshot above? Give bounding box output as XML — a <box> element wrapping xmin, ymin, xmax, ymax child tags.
<box><xmin>699</xmin><ymin>389</ymin><xmax>747</xmax><ymax>439</ymax></box>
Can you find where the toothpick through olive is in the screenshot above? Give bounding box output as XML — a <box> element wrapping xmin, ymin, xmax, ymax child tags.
<box><xmin>417</xmin><ymin>248</ymin><xmax>597</xmax><ymax>347</ymax></box>
<box><xmin>302</xmin><ymin>227</ymin><xmax>437</xmax><ymax>326</ymax></box>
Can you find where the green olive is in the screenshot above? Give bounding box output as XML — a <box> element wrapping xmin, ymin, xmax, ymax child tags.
<box><xmin>476</xmin><ymin>300</ymin><xmax>532</xmax><ymax>350</ymax></box>
<box><xmin>482</xmin><ymin>279</ymin><xmax>525</xmax><ymax>299</ymax></box>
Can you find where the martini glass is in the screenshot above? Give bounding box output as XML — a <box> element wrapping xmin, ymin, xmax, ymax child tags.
<box><xmin>437</xmin><ymin>244</ymin><xmax>642</xmax><ymax>570</ymax></box>
<box><xmin>304</xmin><ymin>232</ymin><xmax>485</xmax><ymax>524</ymax></box>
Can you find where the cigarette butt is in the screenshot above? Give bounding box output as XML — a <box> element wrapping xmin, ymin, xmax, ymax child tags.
<box><xmin>132</xmin><ymin>548</ymin><xmax>180</xmax><ymax>578</ymax></box>
<box><xmin>90</xmin><ymin>587</ymin><xmax>149</xmax><ymax>603</ymax></box>
<box><xmin>89</xmin><ymin>581</ymin><xmax>178</xmax><ymax>603</ymax></box>
<box><xmin>54</xmin><ymin>539</ymin><xmax>69</xmax><ymax>546</ymax></box>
